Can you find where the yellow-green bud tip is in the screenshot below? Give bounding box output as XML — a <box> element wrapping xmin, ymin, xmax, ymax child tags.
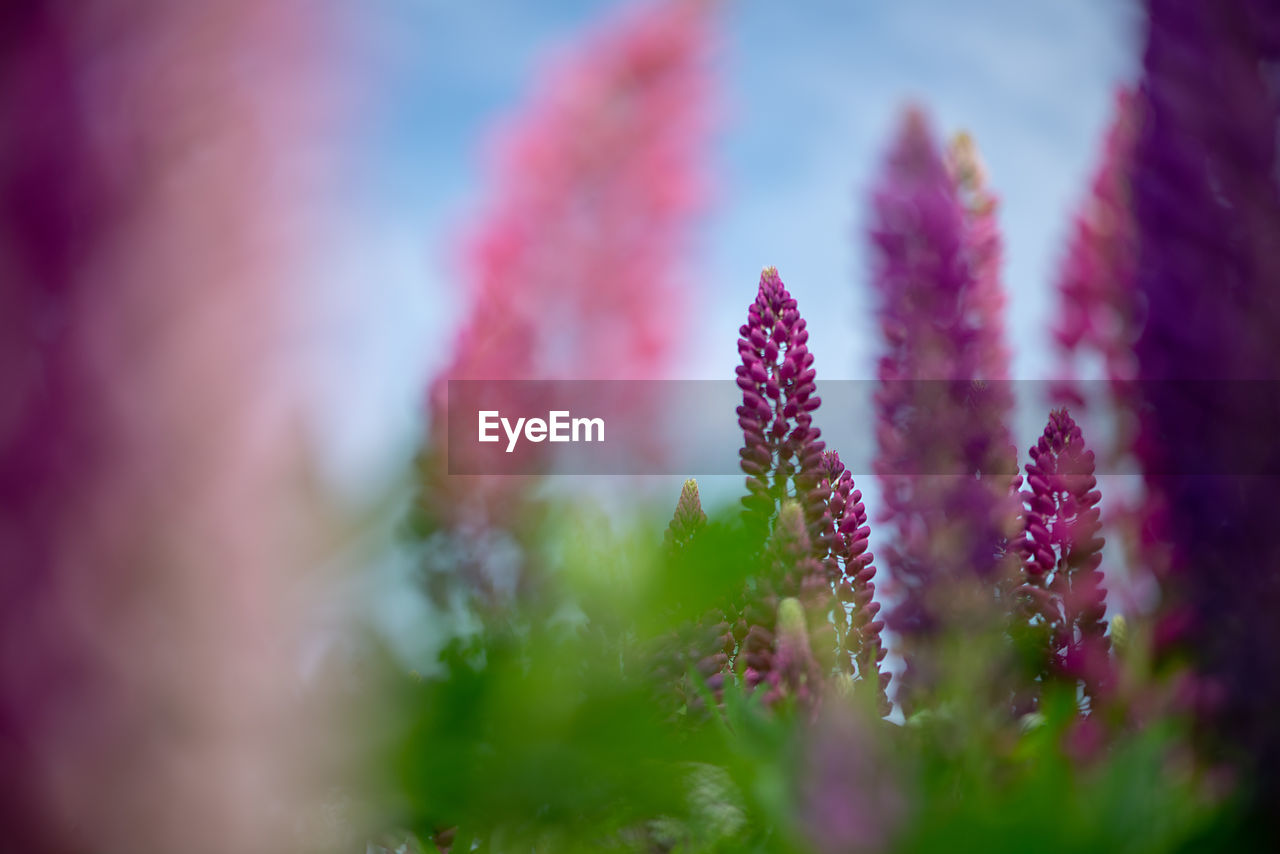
<box><xmin>1110</xmin><ymin>614</ymin><xmax>1128</xmax><ymax>654</ymax></box>
<box><xmin>777</xmin><ymin>597</ymin><xmax>807</xmax><ymax>636</ymax></box>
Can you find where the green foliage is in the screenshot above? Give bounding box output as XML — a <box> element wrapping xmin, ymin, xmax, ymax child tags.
<box><xmin>373</xmin><ymin>495</ymin><xmax>1232</xmax><ymax>853</ymax></box>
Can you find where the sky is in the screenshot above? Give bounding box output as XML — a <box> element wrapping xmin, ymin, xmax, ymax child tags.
<box><xmin>300</xmin><ymin>0</ymin><xmax>1139</xmax><ymax>497</ymax></box>
<box><xmin>293</xmin><ymin>0</ymin><xmax>1144</xmax><ymax>665</ymax></box>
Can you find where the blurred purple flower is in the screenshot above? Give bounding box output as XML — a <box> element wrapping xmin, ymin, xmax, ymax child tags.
<box><xmin>1050</xmin><ymin>89</ymin><xmax>1142</xmax><ymax>407</ymax></box>
<box><xmin>0</xmin><ymin>2</ymin><xmax>336</xmax><ymax>851</ymax></box>
<box><xmin>1045</xmin><ymin>89</ymin><xmax>1165</xmax><ymax>626</ymax></box>
<box><xmin>796</xmin><ymin>703</ymin><xmax>904</xmax><ymax>854</ymax></box>
<box><xmin>867</xmin><ymin>108</ymin><xmax>1019</xmax><ymax>705</ymax></box>
<box><xmin>947</xmin><ymin>131</ymin><xmax>1013</xmax><ymax>386</ymax></box>
<box><xmin>1131</xmin><ymin>0</ymin><xmax>1280</xmax><ymax>802</ymax></box>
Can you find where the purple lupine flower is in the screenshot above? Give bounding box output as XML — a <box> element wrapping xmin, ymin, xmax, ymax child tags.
<box><xmin>1018</xmin><ymin>409</ymin><xmax>1111</xmax><ymax>705</ymax></box>
<box><xmin>867</xmin><ymin>108</ymin><xmax>1020</xmax><ymax>705</ymax></box>
<box><xmin>947</xmin><ymin>131</ymin><xmax>1013</xmax><ymax>386</ymax></box>
<box><xmin>736</xmin><ymin>603</ymin><xmax>776</xmax><ymax>695</ymax></box>
<box><xmin>796</xmin><ymin>703</ymin><xmax>904</xmax><ymax>854</ymax></box>
<box><xmin>1050</xmin><ymin>89</ymin><xmax>1142</xmax><ymax>409</ymax></box>
<box><xmin>764</xmin><ymin>597</ymin><xmax>823</xmax><ymax>710</ymax></box>
<box><xmin>1130</xmin><ymin>0</ymin><xmax>1280</xmax><ymax>803</ymax></box>
<box><xmin>821</xmin><ymin>452</ymin><xmax>890</xmax><ymax>713</ymax></box>
<box><xmin>737</xmin><ymin>266</ymin><xmax>828</xmax><ymax>547</ymax></box>
<box><xmin>1044</xmin><ymin>90</ymin><xmax>1161</xmax><ymax>626</ymax></box>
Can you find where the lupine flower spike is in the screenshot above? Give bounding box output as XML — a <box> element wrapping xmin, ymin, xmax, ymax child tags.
<box><xmin>1017</xmin><ymin>408</ymin><xmax>1111</xmax><ymax>705</ymax></box>
<box><xmin>654</xmin><ymin>478</ymin><xmax>732</xmax><ymax>715</ymax></box>
<box><xmin>1050</xmin><ymin>88</ymin><xmax>1141</xmax><ymax>412</ymax></box>
<box><xmin>768</xmin><ymin>597</ymin><xmax>823</xmax><ymax>710</ymax></box>
<box><xmin>947</xmin><ymin>131</ymin><xmax>1013</xmax><ymax>387</ymax></box>
<box><xmin>869</xmin><ymin>108</ymin><xmax>1020</xmax><ymax>704</ymax></box>
<box><xmin>664</xmin><ymin>478</ymin><xmax>708</xmax><ymax>551</ymax></box>
<box><xmin>420</xmin><ymin>0</ymin><xmax>714</xmax><ymax>532</ymax></box>
<box><xmin>737</xmin><ymin>266</ymin><xmax>828</xmax><ymax>546</ymax></box>
<box><xmin>413</xmin><ymin>0</ymin><xmax>715</xmax><ymax>605</ymax></box>
<box><xmin>735</xmin><ymin>502</ymin><xmax>830</xmax><ymax>709</ymax></box>
<box><xmin>821</xmin><ymin>452</ymin><xmax>890</xmax><ymax>713</ymax></box>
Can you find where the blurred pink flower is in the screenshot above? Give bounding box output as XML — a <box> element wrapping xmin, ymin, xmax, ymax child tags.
<box><xmin>1</xmin><ymin>3</ymin><xmax>342</xmax><ymax>851</ymax></box>
<box><xmin>430</xmin><ymin>0</ymin><xmax>713</xmax><ymax>395</ymax></box>
<box><xmin>418</xmin><ymin>0</ymin><xmax>716</xmax><ymax>547</ymax></box>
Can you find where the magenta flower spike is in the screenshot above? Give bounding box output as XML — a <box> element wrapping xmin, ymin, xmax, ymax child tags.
<box><xmin>822</xmin><ymin>452</ymin><xmax>890</xmax><ymax>712</ymax></box>
<box><xmin>868</xmin><ymin>108</ymin><xmax>1020</xmax><ymax>704</ymax></box>
<box><xmin>1018</xmin><ymin>409</ymin><xmax>1111</xmax><ymax>703</ymax></box>
<box><xmin>737</xmin><ymin>266</ymin><xmax>829</xmax><ymax>545</ymax></box>
<box><xmin>1050</xmin><ymin>89</ymin><xmax>1141</xmax><ymax>407</ymax></box>
<box><xmin>764</xmin><ymin>597</ymin><xmax>824</xmax><ymax>710</ymax></box>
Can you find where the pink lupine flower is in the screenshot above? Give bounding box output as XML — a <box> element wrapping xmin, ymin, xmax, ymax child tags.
<box><xmin>416</xmin><ymin>0</ymin><xmax>715</xmax><ymax>604</ymax></box>
<box><xmin>416</xmin><ymin>0</ymin><xmax>715</xmax><ymax>606</ymax></box>
<box><xmin>867</xmin><ymin>107</ymin><xmax>1020</xmax><ymax>706</ymax></box>
<box><xmin>1044</xmin><ymin>89</ymin><xmax>1160</xmax><ymax>637</ymax></box>
<box><xmin>428</xmin><ymin>0</ymin><xmax>713</xmax><ymax>412</ymax></box>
